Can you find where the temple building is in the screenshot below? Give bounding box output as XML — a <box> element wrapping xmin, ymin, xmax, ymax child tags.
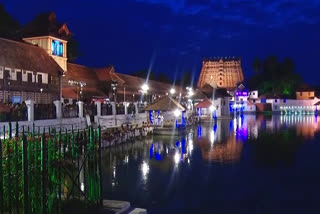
<box><xmin>197</xmin><ymin>57</ymin><xmax>244</xmax><ymax>90</ymax></box>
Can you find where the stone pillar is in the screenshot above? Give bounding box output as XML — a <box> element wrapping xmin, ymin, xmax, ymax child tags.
<box><xmin>95</xmin><ymin>101</ymin><xmax>101</xmax><ymax>117</ymax></box>
<box><xmin>53</xmin><ymin>100</ymin><xmax>62</xmax><ymax>119</ymax></box>
<box><xmin>111</xmin><ymin>102</ymin><xmax>117</xmax><ymax>126</ymax></box>
<box><xmin>124</xmin><ymin>102</ymin><xmax>128</xmax><ymax>115</ymax></box>
<box><xmin>111</xmin><ymin>102</ymin><xmax>116</xmax><ymax>115</ymax></box>
<box><xmin>77</xmin><ymin>101</ymin><xmax>84</xmax><ymax>118</ymax></box>
<box><xmin>25</xmin><ymin>99</ymin><xmax>34</xmax><ymax>122</ymax></box>
<box><xmin>134</xmin><ymin>102</ymin><xmax>138</xmax><ymax>114</ymax></box>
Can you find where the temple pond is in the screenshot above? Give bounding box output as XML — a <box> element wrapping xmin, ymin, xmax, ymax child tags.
<box><xmin>102</xmin><ymin>115</ymin><xmax>320</xmax><ymax>214</ymax></box>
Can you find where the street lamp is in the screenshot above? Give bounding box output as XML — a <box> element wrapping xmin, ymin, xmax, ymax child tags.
<box><xmin>141</xmin><ymin>83</ymin><xmax>149</xmax><ymax>93</ymax></box>
<box><xmin>111</xmin><ymin>81</ymin><xmax>118</xmax><ymax>102</ymax></box>
<box><xmin>141</xmin><ymin>83</ymin><xmax>149</xmax><ymax>103</ymax></box>
<box><xmin>170</xmin><ymin>88</ymin><xmax>176</xmax><ymax>95</ymax></box>
<box><xmin>186</xmin><ymin>87</ymin><xmax>194</xmax><ymax>97</ymax></box>
<box><xmin>68</xmin><ymin>80</ymin><xmax>86</xmax><ymax>101</ymax></box>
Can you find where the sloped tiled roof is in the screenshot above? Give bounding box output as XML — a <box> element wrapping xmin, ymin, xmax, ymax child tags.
<box><xmin>296</xmin><ymin>84</ymin><xmax>314</xmax><ymax>92</ymax></box>
<box><xmin>195</xmin><ymin>99</ymin><xmax>212</xmax><ymax>108</ymax></box>
<box><xmin>0</xmin><ymin>38</ymin><xmax>63</xmax><ymax>75</ymax></box>
<box><xmin>116</xmin><ymin>73</ymin><xmax>180</xmax><ymax>94</ymax></box>
<box><xmin>145</xmin><ymin>96</ymin><xmax>185</xmax><ymax>111</ymax></box>
<box><xmin>67</xmin><ymin>63</ymin><xmax>98</xmax><ymax>80</ymax></box>
<box><xmin>94</xmin><ymin>66</ymin><xmax>125</xmax><ymax>83</ymax></box>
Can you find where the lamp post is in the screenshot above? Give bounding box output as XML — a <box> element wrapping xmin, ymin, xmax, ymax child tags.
<box><xmin>68</xmin><ymin>80</ymin><xmax>86</xmax><ymax>101</ymax></box>
<box><xmin>7</xmin><ymin>80</ymin><xmax>10</xmax><ymax>104</ymax></box>
<box><xmin>141</xmin><ymin>83</ymin><xmax>149</xmax><ymax>103</ymax></box>
<box><xmin>40</xmin><ymin>88</ymin><xmax>43</xmax><ymax>104</ymax></box>
<box><xmin>59</xmin><ymin>71</ymin><xmax>64</xmax><ymax>102</ymax></box>
<box><xmin>111</xmin><ymin>81</ymin><xmax>118</xmax><ymax>103</ymax></box>
<box><xmin>186</xmin><ymin>87</ymin><xmax>194</xmax><ymax>111</ymax></box>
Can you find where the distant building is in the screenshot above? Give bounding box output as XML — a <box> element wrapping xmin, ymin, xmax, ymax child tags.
<box><xmin>296</xmin><ymin>91</ymin><xmax>315</xmax><ymax>100</ymax></box>
<box><xmin>194</xmin><ymin>84</ymin><xmax>232</xmax><ymax>118</ymax></box>
<box><xmin>197</xmin><ymin>57</ymin><xmax>244</xmax><ymax>90</ymax></box>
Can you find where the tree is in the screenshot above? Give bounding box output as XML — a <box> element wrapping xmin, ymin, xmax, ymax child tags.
<box><xmin>263</xmin><ymin>55</ymin><xmax>279</xmax><ymax>78</ymax></box>
<box><xmin>22</xmin><ymin>12</ymin><xmax>82</xmax><ymax>62</ymax></box>
<box><xmin>178</xmin><ymin>70</ymin><xmax>194</xmax><ymax>88</ymax></box>
<box><xmin>67</xmin><ymin>37</ymin><xmax>82</xmax><ymax>63</ymax></box>
<box><xmin>253</xmin><ymin>57</ymin><xmax>262</xmax><ymax>74</ymax></box>
<box><xmin>0</xmin><ymin>3</ymin><xmax>20</xmax><ymax>40</ymax></box>
<box><xmin>248</xmin><ymin>56</ymin><xmax>303</xmax><ymax>98</ymax></box>
<box><xmin>282</xmin><ymin>57</ymin><xmax>295</xmax><ymax>75</ymax></box>
<box><xmin>158</xmin><ymin>72</ymin><xmax>172</xmax><ymax>84</ymax></box>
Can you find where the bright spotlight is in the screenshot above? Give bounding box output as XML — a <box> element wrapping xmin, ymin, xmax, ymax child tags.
<box><xmin>209</xmin><ymin>105</ymin><xmax>215</xmax><ymax>112</ymax></box>
<box><xmin>141</xmin><ymin>83</ymin><xmax>149</xmax><ymax>92</ymax></box>
<box><xmin>174</xmin><ymin>109</ymin><xmax>181</xmax><ymax>117</ymax></box>
<box><xmin>174</xmin><ymin>152</ymin><xmax>180</xmax><ymax>164</ymax></box>
<box><xmin>170</xmin><ymin>88</ymin><xmax>176</xmax><ymax>95</ymax></box>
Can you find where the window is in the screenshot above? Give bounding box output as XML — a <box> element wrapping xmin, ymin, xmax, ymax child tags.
<box><xmin>253</xmin><ymin>92</ymin><xmax>255</xmax><ymax>95</ymax></box>
<box><xmin>283</xmin><ymin>99</ymin><xmax>287</xmax><ymax>103</ymax></box>
<box><xmin>308</xmin><ymin>92</ymin><xmax>311</xmax><ymax>96</ymax></box>
<box><xmin>37</xmin><ymin>74</ymin><xmax>42</xmax><ymax>84</ymax></box>
<box><xmin>4</xmin><ymin>69</ymin><xmax>10</xmax><ymax>80</ymax></box>
<box><xmin>300</xmin><ymin>92</ymin><xmax>303</xmax><ymax>96</ymax></box>
<box><xmin>50</xmin><ymin>75</ymin><xmax>59</xmax><ymax>85</ymax></box>
<box><xmin>219</xmin><ymin>82</ymin><xmax>222</xmax><ymax>85</ymax></box>
<box><xmin>17</xmin><ymin>71</ymin><xmax>22</xmax><ymax>82</ymax></box>
<box><xmin>52</xmin><ymin>40</ymin><xmax>64</xmax><ymax>57</ymax></box>
<box><xmin>220</xmin><ymin>77</ymin><xmax>222</xmax><ymax>80</ymax></box>
<box><xmin>27</xmin><ymin>73</ymin><xmax>33</xmax><ymax>82</ymax></box>
<box><xmin>275</xmin><ymin>99</ymin><xmax>278</xmax><ymax>103</ymax></box>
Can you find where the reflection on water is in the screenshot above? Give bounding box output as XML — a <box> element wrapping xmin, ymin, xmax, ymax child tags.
<box><xmin>102</xmin><ymin>115</ymin><xmax>320</xmax><ymax>214</ymax></box>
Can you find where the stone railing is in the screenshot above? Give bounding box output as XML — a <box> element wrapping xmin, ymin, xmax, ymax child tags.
<box><xmin>0</xmin><ymin>100</ymin><xmax>148</xmax><ymax>129</ymax></box>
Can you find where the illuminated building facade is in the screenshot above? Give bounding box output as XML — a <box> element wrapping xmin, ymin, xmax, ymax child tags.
<box><xmin>198</xmin><ymin>57</ymin><xmax>244</xmax><ymax>90</ymax></box>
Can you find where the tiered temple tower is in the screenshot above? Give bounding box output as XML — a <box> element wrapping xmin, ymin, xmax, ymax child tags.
<box><xmin>197</xmin><ymin>57</ymin><xmax>244</xmax><ymax>90</ymax></box>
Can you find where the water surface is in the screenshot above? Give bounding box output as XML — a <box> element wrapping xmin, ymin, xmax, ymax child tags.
<box><xmin>102</xmin><ymin>115</ymin><xmax>320</xmax><ymax>214</ymax></box>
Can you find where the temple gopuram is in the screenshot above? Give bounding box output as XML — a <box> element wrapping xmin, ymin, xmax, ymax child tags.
<box><xmin>197</xmin><ymin>57</ymin><xmax>244</xmax><ymax>90</ymax></box>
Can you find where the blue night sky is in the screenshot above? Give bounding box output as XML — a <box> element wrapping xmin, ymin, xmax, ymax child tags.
<box><xmin>3</xmin><ymin>0</ymin><xmax>320</xmax><ymax>85</ymax></box>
